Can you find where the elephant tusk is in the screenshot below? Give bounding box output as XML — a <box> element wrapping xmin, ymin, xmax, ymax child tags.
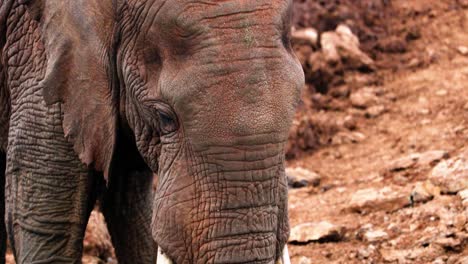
<box><xmin>157</xmin><ymin>247</ymin><xmax>173</xmax><ymax>264</ymax></box>
<box><xmin>276</xmin><ymin>245</ymin><xmax>291</xmax><ymax>264</ymax></box>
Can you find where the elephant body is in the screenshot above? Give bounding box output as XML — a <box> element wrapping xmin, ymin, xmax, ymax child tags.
<box><xmin>0</xmin><ymin>0</ymin><xmax>303</xmax><ymax>263</ymax></box>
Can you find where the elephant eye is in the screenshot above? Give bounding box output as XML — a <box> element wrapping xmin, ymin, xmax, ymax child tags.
<box><xmin>157</xmin><ymin>109</ymin><xmax>178</xmax><ymax>135</ymax></box>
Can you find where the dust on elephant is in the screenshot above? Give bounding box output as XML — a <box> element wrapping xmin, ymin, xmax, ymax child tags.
<box><xmin>0</xmin><ymin>0</ymin><xmax>304</xmax><ymax>263</ymax></box>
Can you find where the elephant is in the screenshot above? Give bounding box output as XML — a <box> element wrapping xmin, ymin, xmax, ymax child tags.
<box><xmin>0</xmin><ymin>0</ymin><xmax>304</xmax><ymax>263</ymax></box>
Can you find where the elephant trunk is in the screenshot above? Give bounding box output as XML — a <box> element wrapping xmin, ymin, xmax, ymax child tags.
<box><xmin>156</xmin><ymin>246</ymin><xmax>291</xmax><ymax>264</ymax></box>
<box><xmin>153</xmin><ymin>142</ymin><xmax>291</xmax><ymax>263</ymax></box>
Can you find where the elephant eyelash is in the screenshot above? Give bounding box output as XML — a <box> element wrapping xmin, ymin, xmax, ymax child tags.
<box><xmin>156</xmin><ymin>108</ymin><xmax>179</xmax><ymax>135</ymax></box>
<box><xmin>141</xmin><ymin>101</ymin><xmax>179</xmax><ymax>136</ymax></box>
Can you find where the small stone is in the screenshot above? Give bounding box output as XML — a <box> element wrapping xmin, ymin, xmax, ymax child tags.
<box><xmin>296</xmin><ymin>256</ymin><xmax>313</xmax><ymax>264</ymax></box>
<box><xmin>365</xmin><ymin>105</ymin><xmax>386</xmax><ymax>118</ymax></box>
<box><xmin>433</xmin><ymin>258</ymin><xmax>446</xmax><ymax>264</ymax></box>
<box><xmin>357</xmin><ymin>249</ymin><xmax>370</xmax><ymax>259</ymax></box>
<box><xmin>407</xmin><ymin>57</ymin><xmax>422</xmax><ymax>68</ymax></box>
<box><xmin>436</xmin><ymin>89</ymin><xmax>448</xmax><ymax>96</ymax></box>
<box><xmin>411</xmin><ymin>181</ymin><xmax>440</xmax><ymax>204</ymax></box>
<box><xmin>289</xmin><ymin>221</ymin><xmax>344</xmax><ymax>243</ymax></box>
<box><xmin>388</xmin><ymin>154</ymin><xmax>419</xmax><ymax>171</ymax></box>
<box><xmin>381</xmin><ymin>248</ymin><xmax>442</xmax><ymax>263</ymax></box>
<box><xmin>321</xmin><ymin>24</ymin><xmax>374</xmax><ymax>69</ymax></box>
<box><xmin>434</xmin><ymin>237</ymin><xmax>463</xmax><ymax>251</ymax></box>
<box><xmin>350</xmin><ymin>88</ymin><xmax>378</xmax><ymax>108</ymax></box>
<box><xmin>332</xmin><ymin>131</ymin><xmax>366</xmax><ymax>145</ymax></box>
<box><xmin>456</xmin><ymin>256</ymin><xmax>468</xmax><ymax>264</ymax></box>
<box><xmin>429</xmin><ymin>150</ymin><xmax>468</xmax><ymax>193</ymax></box>
<box><xmin>343</xmin><ymin>115</ymin><xmax>357</xmax><ymax>130</ymax></box>
<box><xmin>417</xmin><ymin>150</ymin><xmax>449</xmax><ymax>166</ymax></box>
<box><xmin>388</xmin><ymin>150</ymin><xmax>449</xmax><ymax>171</ymax></box>
<box><xmin>330</xmin><ymin>85</ymin><xmax>350</xmax><ymax>98</ymax></box>
<box><xmin>458</xmin><ymin>189</ymin><xmax>468</xmax><ymax>207</ymax></box>
<box><xmin>357</xmin><ymin>245</ymin><xmax>375</xmax><ymax>259</ymax></box>
<box><xmin>421</xmin><ymin>119</ymin><xmax>432</xmax><ymax>125</ymax></box>
<box><xmin>464</xmin><ymin>102</ymin><xmax>468</xmax><ymax>110</ymax></box>
<box><xmin>458</xmin><ymin>0</ymin><xmax>468</xmax><ymax>8</ymax></box>
<box><xmin>363</xmin><ymin>229</ymin><xmax>389</xmax><ymax>243</ymax></box>
<box><xmin>377</xmin><ymin>36</ymin><xmax>407</xmax><ymax>53</ymax></box>
<box><xmin>348</xmin><ymin>187</ymin><xmax>409</xmax><ymax>214</ymax></box>
<box><xmin>406</xmin><ymin>27</ymin><xmax>421</xmax><ymax>41</ymax></box>
<box><xmin>286</xmin><ymin>167</ymin><xmax>322</xmax><ymax>189</ymax></box>
<box><xmin>292</xmin><ymin>27</ymin><xmax>319</xmax><ymax>47</ymax></box>
<box><xmin>321</xmin><ymin>32</ymin><xmax>341</xmax><ymax>63</ymax></box>
<box><xmin>419</xmin><ymin>108</ymin><xmax>431</xmax><ymax>115</ymax></box>
<box><xmin>380</xmin><ymin>249</ymin><xmax>407</xmax><ymax>262</ymax></box>
<box><xmin>457</xmin><ymin>46</ymin><xmax>468</xmax><ymax>56</ymax></box>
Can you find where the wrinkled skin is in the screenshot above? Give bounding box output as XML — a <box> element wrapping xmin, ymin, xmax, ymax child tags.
<box><xmin>0</xmin><ymin>0</ymin><xmax>303</xmax><ymax>263</ymax></box>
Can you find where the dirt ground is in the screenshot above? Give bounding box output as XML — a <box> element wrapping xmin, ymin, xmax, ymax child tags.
<box><xmin>287</xmin><ymin>0</ymin><xmax>468</xmax><ymax>263</ymax></box>
<box><xmin>6</xmin><ymin>0</ymin><xmax>468</xmax><ymax>263</ymax></box>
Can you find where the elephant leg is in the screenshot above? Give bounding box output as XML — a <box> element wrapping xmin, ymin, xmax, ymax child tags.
<box><xmin>5</xmin><ymin>104</ymin><xmax>97</xmax><ymax>263</ymax></box>
<box><xmin>101</xmin><ymin>168</ymin><xmax>155</xmax><ymax>264</ymax></box>
<box><xmin>0</xmin><ymin>153</ymin><xmax>6</xmax><ymax>264</ymax></box>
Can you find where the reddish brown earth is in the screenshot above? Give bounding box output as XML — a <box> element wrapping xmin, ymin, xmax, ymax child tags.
<box><xmin>286</xmin><ymin>0</ymin><xmax>468</xmax><ymax>263</ymax></box>
<box><xmin>6</xmin><ymin>0</ymin><xmax>468</xmax><ymax>263</ymax></box>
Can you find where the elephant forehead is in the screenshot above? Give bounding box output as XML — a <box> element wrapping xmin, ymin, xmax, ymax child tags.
<box><xmin>160</xmin><ymin>0</ymin><xmax>288</xmax><ymax>21</ymax></box>
<box><xmin>150</xmin><ymin>0</ymin><xmax>290</xmax><ymax>36</ymax></box>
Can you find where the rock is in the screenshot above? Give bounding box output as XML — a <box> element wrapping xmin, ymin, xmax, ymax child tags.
<box><xmin>286</xmin><ymin>167</ymin><xmax>321</xmax><ymax>188</ymax></box>
<box><xmin>350</xmin><ymin>88</ymin><xmax>379</xmax><ymax>108</ymax></box>
<box><xmin>434</xmin><ymin>236</ymin><xmax>464</xmax><ymax>251</ymax></box>
<box><xmin>330</xmin><ymin>85</ymin><xmax>350</xmax><ymax>98</ymax></box>
<box><xmin>357</xmin><ymin>245</ymin><xmax>376</xmax><ymax>259</ymax></box>
<box><xmin>417</xmin><ymin>150</ymin><xmax>449</xmax><ymax>166</ymax></box>
<box><xmin>411</xmin><ymin>181</ymin><xmax>440</xmax><ymax>204</ymax></box>
<box><xmin>433</xmin><ymin>258</ymin><xmax>446</xmax><ymax>264</ymax></box>
<box><xmin>406</xmin><ymin>26</ymin><xmax>422</xmax><ymax>41</ymax></box>
<box><xmin>457</xmin><ymin>46</ymin><xmax>468</xmax><ymax>56</ymax></box>
<box><xmin>388</xmin><ymin>150</ymin><xmax>449</xmax><ymax>171</ymax></box>
<box><xmin>458</xmin><ymin>0</ymin><xmax>468</xmax><ymax>8</ymax></box>
<box><xmin>343</xmin><ymin>115</ymin><xmax>357</xmax><ymax>130</ymax></box>
<box><xmin>388</xmin><ymin>154</ymin><xmax>419</xmax><ymax>171</ymax></box>
<box><xmin>363</xmin><ymin>229</ymin><xmax>389</xmax><ymax>243</ymax></box>
<box><xmin>380</xmin><ymin>249</ymin><xmax>407</xmax><ymax>262</ymax></box>
<box><xmin>407</xmin><ymin>57</ymin><xmax>423</xmax><ymax>68</ymax></box>
<box><xmin>289</xmin><ymin>221</ymin><xmax>344</xmax><ymax>243</ymax></box>
<box><xmin>292</xmin><ymin>27</ymin><xmax>319</xmax><ymax>47</ymax></box>
<box><xmin>365</xmin><ymin>105</ymin><xmax>386</xmax><ymax>118</ymax></box>
<box><xmin>296</xmin><ymin>256</ymin><xmax>313</xmax><ymax>264</ymax></box>
<box><xmin>381</xmin><ymin>247</ymin><xmax>443</xmax><ymax>263</ymax></box>
<box><xmin>332</xmin><ymin>131</ymin><xmax>366</xmax><ymax>145</ymax></box>
<box><xmin>377</xmin><ymin>36</ymin><xmax>407</xmax><ymax>53</ymax></box>
<box><xmin>436</xmin><ymin>89</ymin><xmax>448</xmax><ymax>96</ymax></box>
<box><xmin>321</xmin><ymin>24</ymin><xmax>374</xmax><ymax>69</ymax></box>
<box><xmin>348</xmin><ymin>187</ymin><xmax>409</xmax><ymax>214</ymax></box>
<box><xmin>458</xmin><ymin>189</ymin><xmax>468</xmax><ymax>207</ymax></box>
<box><xmin>321</xmin><ymin>32</ymin><xmax>341</xmax><ymax>63</ymax></box>
<box><xmin>429</xmin><ymin>150</ymin><xmax>468</xmax><ymax>193</ymax></box>
<box><xmin>456</xmin><ymin>256</ymin><xmax>468</xmax><ymax>264</ymax></box>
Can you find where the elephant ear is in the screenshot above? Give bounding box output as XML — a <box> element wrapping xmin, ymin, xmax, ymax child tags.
<box><xmin>36</xmin><ymin>0</ymin><xmax>117</xmax><ymax>180</ymax></box>
<box><xmin>0</xmin><ymin>0</ymin><xmax>14</xmax><ymax>152</ymax></box>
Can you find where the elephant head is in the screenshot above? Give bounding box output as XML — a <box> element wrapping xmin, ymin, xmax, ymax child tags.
<box><xmin>41</xmin><ymin>0</ymin><xmax>303</xmax><ymax>263</ymax></box>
